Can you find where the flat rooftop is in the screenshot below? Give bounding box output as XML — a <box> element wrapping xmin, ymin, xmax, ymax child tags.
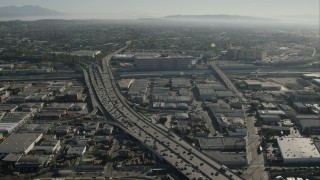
<box><xmin>277</xmin><ymin>138</ymin><xmax>320</xmax><ymax>162</ymax></box>
<box><xmin>0</xmin><ymin>133</ymin><xmax>43</xmax><ymax>154</ymax></box>
<box><xmin>135</xmin><ymin>53</ymin><xmax>193</xmax><ymax>59</ymax></box>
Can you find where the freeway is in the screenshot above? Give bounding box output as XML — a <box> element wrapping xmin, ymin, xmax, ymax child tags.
<box><xmin>81</xmin><ymin>49</ymin><xmax>243</xmax><ymax>180</ymax></box>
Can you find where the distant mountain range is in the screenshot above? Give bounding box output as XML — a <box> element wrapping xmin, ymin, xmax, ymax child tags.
<box><xmin>164</xmin><ymin>14</ymin><xmax>274</xmax><ymax>21</ymax></box>
<box><xmin>0</xmin><ymin>5</ymin><xmax>65</xmax><ymax>17</ymax></box>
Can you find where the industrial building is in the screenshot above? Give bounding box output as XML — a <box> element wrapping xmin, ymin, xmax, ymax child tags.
<box><xmin>0</xmin><ymin>133</ymin><xmax>43</xmax><ymax>154</ymax></box>
<box><xmin>243</xmin><ymin>80</ymin><xmax>281</xmax><ymax>91</ymax></box>
<box><xmin>290</xmin><ymin>91</ymin><xmax>320</xmax><ymax>103</ymax></box>
<box><xmin>18</xmin><ymin>123</ymin><xmax>51</xmax><ymax>133</ymax></box>
<box><xmin>118</xmin><ymin>79</ymin><xmax>134</xmax><ymax>91</ymax></box>
<box><xmin>15</xmin><ymin>154</ymin><xmax>51</xmax><ymax>173</ymax></box>
<box><xmin>171</xmin><ymin>78</ymin><xmax>191</xmax><ymax>89</ymax></box>
<box><xmin>203</xmin><ymin>151</ymin><xmax>247</xmax><ymax>167</ymax></box>
<box><xmin>294</xmin><ymin>115</ymin><xmax>320</xmax><ymax>135</ymax></box>
<box><xmin>198</xmin><ymin>89</ymin><xmax>216</xmax><ymax>101</ymax></box>
<box><xmin>127</xmin><ymin>79</ymin><xmax>149</xmax><ymax>104</ymax></box>
<box><xmin>0</xmin><ymin>91</ymin><xmax>10</xmax><ymax>102</ymax></box>
<box><xmin>32</xmin><ymin>140</ymin><xmax>61</xmax><ymax>154</ymax></box>
<box><xmin>277</xmin><ymin>138</ymin><xmax>320</xmax><ymax>164</ymax></box>
<box><xmin>199</xmin><ymin>137</ymin><xmax>246</xmax><ymax>151</ymax></box>
<box><xmin>67</xmin><ymin>146</ymin><xmax>87</xmax><ymax>156</ymax></box>
<box><xmin>134</xmin><ymin>54</ymin><xmax>196</xmax><ymax>71</ymax></box>
<box><xmin>0</xmin><ymin>104</ymin><xmax>19</xmax><ymax>112</ymax></box>
<box><xmin>227</xmin><ymin>47</ymin><xmax>267</xmax><ymax>62</ymax></box>
<box><xmin>0</xmin><ymin>123</ymin><xmax>19</xmax><ymax>134</ymax></box>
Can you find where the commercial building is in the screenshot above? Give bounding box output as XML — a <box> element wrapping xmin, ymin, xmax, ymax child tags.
<box><xmin>134</xmin><ymin>54</ymin><xmax>196</xmax><ymax>71</ymax></box>
<box><xmin>0</xmin><ymin>133</ymin><xmax>43</xmax><ymax>154</ymax></box>
<box><xmin>277</xmin><ymin>138</ymin><xmax>320</xmax><ymax>164</ymax></box>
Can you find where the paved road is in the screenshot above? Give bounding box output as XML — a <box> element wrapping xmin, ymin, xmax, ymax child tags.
<box><xmin>210</xmin><ymin>62</ymin><xmax>246</xmax><ymax>102</ymax></box>
<box><xmin>209</xmin><ymin>62</ymin><xmax>268</xmax><ymax>180</ymax></box>
<box><xmin>201</xmin><ymin>111</ymin><xmax>216</xmax><ymax>136</ymax></box>
<box><xmin>106</xmin><ymin>138</ymin><xmax>120</xmax><ymax>177</ymax></box>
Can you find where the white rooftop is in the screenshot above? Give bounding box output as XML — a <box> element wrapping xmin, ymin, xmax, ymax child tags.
<box><xmin>277</xmin><ymin>138</ymin><xmax>320</xmax><ymax>163</ymax></box>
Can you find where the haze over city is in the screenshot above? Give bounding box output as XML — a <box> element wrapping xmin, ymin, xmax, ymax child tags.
<box><xmin>0</xmin><ymin>0</ymin><xmax>319</xmax><ymax>21</ymax></box>
<box><xmin>0</xmin><ymin>1</ymin><xmax>319</xmax><ymax>180</ymax></box>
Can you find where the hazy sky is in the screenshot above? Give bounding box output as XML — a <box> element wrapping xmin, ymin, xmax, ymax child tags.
<box><xmin>0</xmin><ymin>0</ymin><xmax>319</xmax><ymax>19</ymax></box>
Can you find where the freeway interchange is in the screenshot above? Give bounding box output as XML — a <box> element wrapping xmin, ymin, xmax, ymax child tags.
<box><xmin>79</xmin><ymin>48</ymin><xmax>243</xmax><ymax>180</ymax></box>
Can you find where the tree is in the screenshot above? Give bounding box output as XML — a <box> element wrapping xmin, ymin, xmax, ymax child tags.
<box><xmin>265</xmin><ymin>130</ymin><xmax>276</xmax><ymax>140</ymax></box>
<box><xmin>101</xmin><ymin>154</ymin><xmax>112</xmax><ymax>165</ymax></box>
<box><xmin>159</xmin><ymin>117</ymin><xmax>167</xmax><ymax>124</ymax></box>
<box><xmin>87</xmin><ymin>140</ymin><xmax>96</xmax><ymax>146</ymax></box>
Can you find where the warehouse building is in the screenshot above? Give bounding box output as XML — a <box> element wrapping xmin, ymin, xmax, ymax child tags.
<box><xmin>277</xmin><ymin>138</ymin><xmax>320</xmax><ymax>164</ymax></box>
<box><xmin>134</xmin><ymin>54</ymin><xmax>196</xmax><ymax>71</ymax></box>
<box><xmin>199</xmin><ymin>137</ymin><xmax>246</xmax><ymax>151</ymax></box>
<box><xmin>290</xmin><ymin>91</ymin><xmax>320</xmax><ymax>103</ymax></box>
<box><xmin>0</xmin><ymin>133</ymin><xmax>43</xmax><ymax>154</ymax></box>
<box><xmin>0</xmin><ymin>123</ymin><xmax>19</xmax><ymax>134</ymax></box>
<box><xmin>243</xmin><ymin>80</ymin><xmax>281</xmax><ymax>91</ymax></box>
